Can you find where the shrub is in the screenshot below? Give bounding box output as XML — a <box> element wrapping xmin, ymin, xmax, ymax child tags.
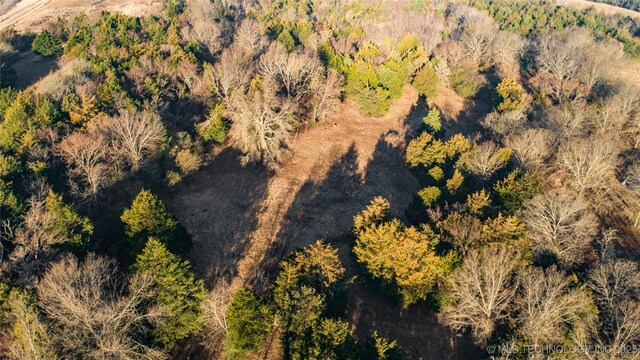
<box><xmin>32</xmin><ymin>30</ymin><xmax>62</xmax><ymax>56</ymax></box>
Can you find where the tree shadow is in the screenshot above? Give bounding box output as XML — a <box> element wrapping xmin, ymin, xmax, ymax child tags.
<box><xmin>243</xmin><ymin>100</ymin><xmax>476</xmax><ymax>357</ymax></box>
<box><xmin>162</xmin><ymin>146</ymin><xmax>271</xmax><ymax>286</ymax></box>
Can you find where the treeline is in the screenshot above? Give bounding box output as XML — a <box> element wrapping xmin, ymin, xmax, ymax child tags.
<box><xmin>589</xmin><ymin>0</ymin><xmax>640</xmax><ymax>11</ymax></box>
<box><xmin>470</xmin><ymin>0</ymin><xmax>640</xmax><ymax>57</ymax></box>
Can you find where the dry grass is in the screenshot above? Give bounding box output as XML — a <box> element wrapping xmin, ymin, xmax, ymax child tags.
<box><xmin>0</xmin><ymin>0</ymin><xmax>161</xmax><ymax>31</ymax></box>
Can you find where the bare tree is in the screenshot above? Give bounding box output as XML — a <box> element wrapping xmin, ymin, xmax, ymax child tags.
<box><xmin>59</xmin><ymin>132</ymin><xmax>109</xmax><ymax>197</ymax></box>
<box><xmin>578</xmin><ymin>41</ymin><xmax>622</xmax><ymax>95</ymax></box>
<box><xmin>546</xmin><ymin>101</ymin><xmax>592</xmax><ymax>141</ymax></box>
<box><xmin>522</xmin><ymin>190</ymin><xmax>598</xmax><ymax>266</ymax></box>
<box><xmin>440</xmin><ymin>213</ymin><xmax>483</xmax><ymax>256</ymax></box>
<box><xmin>491</xmin><ymin>31</ymin><xmax>524</xmax><ymax>78</ymax></box>
<box><xmin>309</xmin><ymin>70</ymin><xmax>342</xmax><ymax>123</ymax></box>
<box><xmin>504</xmin><ymin>128</ymin><xmax>553</xmax><ymax>170</ymax></box>
<box><xmin>229</xmin><ymin>89</ymin><xmax>295</xmax><ymax>169</ymax></box>
<box><xmin>234</xmin><ymin>19</ymin><xmax>267</xmax><ymax>58</ymax></box>
<box><xmin>203</xmin><ymin>44</ymin><xmax>253</xmax><ymax>104</ymax></box>
<box><xmin>482</xmin><ymin>110</ymin><xmax>527</xmax><ymax>138</ymax></box>
<box><xmin>589</xmin><ymin>260</ymin><xmax>640</xmax><ymax>354</ymax></box>
<box><xmin>465</xmin><ymin>141</ymin><xmax>509</xmax><ymax>179</ymax></box>
<box><xmin>7</xmin><ymin>291</ymin><xmax>55</xmax><ymax>360</ymax></box>
<box><xmin>100</xmin><ymin>110</ymin><xmax>166</xmax><ymax>171</ymax></box>
<box><xmin>443</xmin><ymin>246</ymin><xmax>518</xmax><ymax>345</ymax></box>
<box><xmin>535</xmin><ymin>28</ymin><xmax>592</xmax><ymax>101</ymax></box>
<box><xmin>184</xmin><ymin>0</ymin><xmax>223</xmax><ymax>55</ymax></box>
<box><xmin>260</xmin><ymin>42</ymin><xmax>323</xmax><ymax>101</ymax></box>
<box><xmin>516</xmin><ymin>266</ymin><xmax>596</xmax><ymax>347</ymax></box>
<box><xmin>559</xmin><ymin>136</ymin><xmax>618</xmax><ymax>195</ymax></box>
<box><xmin>37</xmin><ymin>254</ymin><xmax>166</xmax><ymax>359</ymax></box>
<box><xmin>454</xmin><ymin>7</ymin><xmax>496</xmax><ymax>66</ymax></box>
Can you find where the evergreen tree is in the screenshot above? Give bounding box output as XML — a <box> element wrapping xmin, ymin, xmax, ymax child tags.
<box><xmin>32</xmin><ymin>30</ymin><xmax>62</xmax><ymax>57</ymax></box>
<box><xmin>422</xmin><ymin>107</ymin><xmax>442</xmax><ymax>134</ymax></box>
<box><xmin>412</xmin><ymin>63</ymin><xmax>439</xmax><ymax>99</ymax></box>
<box><xmin>45</xmin><ymin>190</ymin><xmax>93</xmax><ymax>251</ymax></box>
<box><xmin>134</xmin><ymin>238</ymin><xmax>206</xmax><ymax>346</ymax></box>
<box><xmin>121</xmin><ymin>189</ymin><xmax>191</xmax><ymax>255</ymax></box>
<box><xmin>225</xmin><ymin>288</ymin><xmax>272</xmax><ymax>358</ymax></box>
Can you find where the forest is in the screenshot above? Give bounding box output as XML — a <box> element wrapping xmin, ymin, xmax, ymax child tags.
<box><xmin>1</xmin><ymin>0</ymin><xmax>640</xmax><ymax>359</ymax></box>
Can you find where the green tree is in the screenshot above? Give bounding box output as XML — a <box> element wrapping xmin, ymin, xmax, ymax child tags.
<box><xmin>412</xmin><ymin>63</ymin><xmax>439</xmax><ymax>99</ymax></box>
<box><xmin>354</xmin><ymin>212</ymin><xmax>454</xmax><ymax>307</ymax></box>
<box><xmin>121</xmin><ymin>189</ymin><xmax>191</xmax><ymax>255</ymax></box>
<box><xmin>31</xmin><ymin>30</ymin><xmax>62</xmax><ymax>57</ymax></box>
<box><xmin>196</xmin><ymin>104</ymin><xmax>227</xmax><ymax>143</ymax></box>
<box><xmin>277</xmin><ymin>30</ymin><xmax>296</xmax><ymax>52</ymax></box>
<box><xmin>496</xmin><ymin>77</ymin><xmax>526</xmax><ymax>112</ymax></box>
<box><xmin>418</xmin><ymin>186</ymin><xmax>441</xmax><ymax>207</ymax></box>
<box><xmin>273</xmin><ymin>241</ymin><xmax>346</xmax><ymax>359</ymax></box>
<box><xmin>134</xmin><ymin>238</ymin><xmax>206</xmax><ymax>346</ymax></box>
<box><xmin>493</xmin><ymin>170</ymin><xmax>544</xmax><ymax>214</ymax></box>
<box><xmin>45</xmin><ymin>190</ymin><xmax>93</xmax><ymax>251</ymax></box>
<box><xmin>422</xmin><ymin>107</ymin><xmax>442</xmax><ymax>134</ymax></box>
<box><xmin>225</xmin><ymin>288</ymin><xmax>272</xmax><ymax>359</ymax></box>
<box><xmin>353</xmin><ymin>196</ymin><xmax>390</xmax><ymax>234</ymax></box>
<box><xmin>378</xmin><ymin>60</ymin><xmax>405</xmax><ymax>99</ymax></box>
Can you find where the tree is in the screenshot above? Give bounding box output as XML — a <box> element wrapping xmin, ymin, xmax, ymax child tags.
<box><xmin>31</xmin><ymin>30</ymin><xmax>62</xmax><ymax>56</ymax></box>
<box><xmin>6</xmin><ymin>290</ymin><xmax>55</xmax><ymax>360</ymax></box>
<box><xmin>534</xmin><ymin>28</ymin><xmax>591</xmax><ymax>101</ymax></box>
<box><xmin>353</xmin><ymin>196</ymin><xmax>390</xmax><ymax>234</ymax></box>
<box><xmin>522</xmin><ymin>190</ymin><xmax>598</xmax><ymax>266</ymax></box>
<box><xmin>546</xmin><ymin>101</ymin><xmax>591</xmax><ymax>140</ymax></box>
<box><xmin>422</xmin><ymin>107</ymin><xmax>442</xmax><ymax>134</ymax></box>
<box><xmin>588</xmin><ymin>260</ymin><xmax>640</xmax><ymax>354</ymax></box>
<box><xmin>273</xmin><ymin>241</ymin><xmax>346</xmax><ymax>358</ymax></box>
<box><xmin>464</xmin><ymin>141</ymin><xmax>510</xmax><ymax>179</ymax></box>
<box><xmin>443</xmin><ymin>246</ymin><xmax>518</xmax><ymax>345</ymax></box>
<box><xmin>496</xmin><ymin>77</ymin><xmax>527</xmax><ymax>112</ymax></box>
<box><xmin>354</xmin><ymin>217</ymin><xmax>453</xmax><ymax>307</ymax></box>
<box><xmin>504</xmin><ymin>128</ymin><xmax>553</xmax><ymax>170</ymax></box>
<box><xmin>225</xmin><ymin>288</ymin><xmax>272</xmax><ymax>358</ymax></box>
<box><xmin>493</xmin><ymin>170</ymin><xmax>543</xmax><ymax>214</ymax></box>
<box><xmin>418</xmin><ymin>186</ymin><xmax>441</xmax><ymax>208</ymax></box>
<box><xmin>101</xmin><ymin>110</ymin><xmax>166</xmax><ymax>171</ymax></box>
<box><xmin>228</xmin><ymin>89</ymin><xmax>295</xmax><ymax>169</ymax></box>
<box><xmin>203</xmin><ymin>44</ymin><xmax>252</xmax><ymax>104</ymax></box>
<box><xmin>559</xmin><ymin>136</ymin><xmax>618</xmax><ymax>195</ymax></box>
<box><xmin>59</xmin><ymin>131</ymin><xmax>109</xmax><ymax>197</ymax></box>
<box><xmin>196</xmin><ymin>104</ymin><xmax>228</xmax><ymax>143</ymax></box>
<box><xmin>412</xmin><ymin>63</ymin><xmax>439</xmax><ymax>99</ymax></box>
<box><xmin>134</xmin><ymin>238</ymin><xmax>206</xmax><ymax>346</ymax></box>
<box><xmin>121</xmin><ymin>189</ymin><xmax>191</xmax><ymax>255</ymax></box>
<box><xmin>37</xmin><ymin>255</ymin><xmax>165</xmax><ymax>359</ymax></box>
<box><xmin>515</xmin><ymin>266</ymin><xmax>596</xmax><ymax>347</ymax></box>
<box><xmin>438</xmin><ymin>212</ymin><xmax>483</xmax><ymax>256</ymax></box>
